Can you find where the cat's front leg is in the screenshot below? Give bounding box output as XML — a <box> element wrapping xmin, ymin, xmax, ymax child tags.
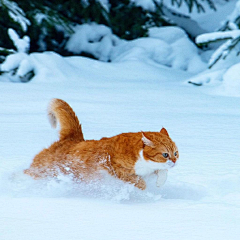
<box><xmin>155</xmin><ymin>169</ymin><xmax>168</xmax><ymax>187</ymax></box>
<box><xmin>134</xmin><ymin>176</ymin><xmax>146</xmax><ymax>190</ymax></box>
<box><xmin>113</xmin><ymin>167</ymin><xmax>146</xmax><ymax>190</ymax></box>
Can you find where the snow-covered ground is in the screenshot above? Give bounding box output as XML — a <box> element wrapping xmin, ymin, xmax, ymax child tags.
<box><xmin>1</xmin><ymin>1</ymin><xmax>240</xmax><ymax>239</ymax></box>
<box><xmin>0</xmin><ymin>52</ymin><xmax>240</xmax><ymax>240</ymax></box>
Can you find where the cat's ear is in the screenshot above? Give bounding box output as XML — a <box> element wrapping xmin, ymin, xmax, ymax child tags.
<box><xmin>160</xmin><ymin>127</ymin><xmax>169</xmax><ymax>137</ymax></box>
<box><xmin>141</xmin><ymin>132</ymin><xmax>154</xmax><ymax>147</ymax></box>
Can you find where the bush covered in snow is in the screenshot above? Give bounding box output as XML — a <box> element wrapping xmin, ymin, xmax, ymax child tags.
<box><xmin>0</xmin><ymin>29</ymin><xmax>33</xmax><ymax>82</ymax></box>
<box><xmin>0</xmin><ymin>0</ymin><xmax>217</xmax><ymax>59</ymax></box>
<box><xmin>2</xmin><ymin>23</ymin><xmax>206</xmax><ymax>82</ymax></box>
<box><xmin>188</xmin><ymin>0</ymin><xmax>240</xmax><ymax>96</ymax></box>
<box><xmin>66</xmin><ymin>23</ymin><xmax>121</xmax><ymax>62</ymax></box>
<box><xmin>111</xmin><ymin>26</ymin><xmax>206</xmax><ymax>73</ymax></box>
<box><xmin>196</xmin><ymin>0</ymin><xmax>240</xmax><ymax>68</ymax></box>
<box><xmin>65</xmin><ymin>22</ymin><xmax>206</xmax><ymax>72</ymax></box>
<box><xmin>2</xmin><ymin>0</ymin><xmax>233</xmax><ymax>84</ymax></box>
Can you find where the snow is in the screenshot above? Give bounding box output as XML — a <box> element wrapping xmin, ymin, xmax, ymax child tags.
<box><xmin>194</xmin><ymin>1</ymin><xmax>240</xmax><ymax>69</ymax></box>
<box><xmin>66</xmin><ymin>23</ymin><xmax>120</xmax><ymax>62</ymax></box>
<box><xmin>148</xmin><ymin>26</ymin><xmax>205</xmax><ymax>72</ymax></box>
<box><xmin>0</xmin><ymin>2</ymin><xmax>240</xmax><ymax>239</ymax></box>
<box><xmin>7</xmin><ymin>28</ymin><xmax>30</xmax><ymax>53</ymax></box>
<box><xmin>166</xmin><ymin>0</ymin><xmax>238</xmax><ymax>32</ymax></box>
<box><xmin>0</xmin><ymin>47</ymin><xmax>240</xmax><ymax>239</ymax></box>
<box><xmin>187</xmin><ymin>0</ymin><xmax>240</xmax><ymax>89</ymax></box>
<box><xmin>196</xmin><ymin>30</ymin><xmax>240</xmax><ymax>44</ymax></box>
<box><xmin>97</xmin><ymin>0</ymin><xmax>110</xmax><ymax>11</ymax></box>
<box><xmin>214</xmin><ymin>62</ymin><xmax>240</xmax><ymax>97</ymax></box>
<box><xmin>148</xmin><ymin>26</ymin><xmax>186</xmax><ymax>43</ymax></box>
<box><xmin>227</xmin><ymin>0</ymin><xmax>240</xmax><ymax>23</ymax></box>
<box><xmin>113</xmin><ymin>26</ymin><xmax>207</xmax><ymax>73</ymax></box>
<box><xmin>66</xmin><ymin>24</ymin><xmax>206</xmax><ymax>73</ymax></box>
<box><xmin>0</xmin><ymin>29</ymin><xmax>32</xmax><ymax>81</ymax></box>
<box><xmin>116</xmin><ymin>29</ymin><xmax>206</xmax><ymax>73</ymax></box>
<box><xmin>131</xmin><ymin>0</ymin><xmax>155</xmax><ymax>11</ymax></box>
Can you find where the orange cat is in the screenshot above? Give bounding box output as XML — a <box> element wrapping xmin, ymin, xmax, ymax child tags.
<box><xmin>24</xmin><ymin>98</ymin><xmax>179</xmax><ymax>190</ymax></box>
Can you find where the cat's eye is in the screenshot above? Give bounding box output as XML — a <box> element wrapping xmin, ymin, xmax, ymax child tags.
<box><xmin>174</xmin><ymin>151</ymin><xmax>178</xmax><ymax>156</ymax></box>
<box><xmin>162</xmin><ymin>153</ymin><xmax>169</xmax><ymax>158</ymax></box>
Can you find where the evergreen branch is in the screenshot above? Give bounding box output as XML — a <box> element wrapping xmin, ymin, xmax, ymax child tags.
<box><xmin>157</xmin><ymin>1</ymin><xmax>190</xmax><ymax>20</ymax></box>
<box><xmin>0</xmin><ymin>0</ymin><xmax>30</xmax><ymax>31</ymax></box>
<box><xmin>171</xmin><ymin>0</ymin><xmax>182</xmax><ymax>8</ymax></box>
<box><xmin>208</xmin><ymin>39</ymin><xmax>231</xmax><ymax>68</ymax></box>
<box><xmin>196</xmin><ymin>30</ymin><xmax>240</xmax><ymax>46</ymax></box>
<box><xmin>0</xmin><ymin>47</ymin><xmax>15</xmax><ymax>55</ymax></box>
<box><xmin>208</xmin><ymin>36</ymin><xmax>240</xmax><ymax>68</ymax></box>
<box><xmin>196</xmin><ymin>36</ymin><xmax>232</xmax><ymax>46</ymax></box>
<box><xmin>205</xmin><ymin>0</ymin><xmax>217</xmax><ymax>11</ymax></box>
<box><xmin>170</xmin><ymin>0</ymin><xmax>216</xmax><ymax>13</ymax></box>
<box><xmin>35</xmin><ymin>7</ymin><xmax>74</xmax><ymax>34</ymax></box>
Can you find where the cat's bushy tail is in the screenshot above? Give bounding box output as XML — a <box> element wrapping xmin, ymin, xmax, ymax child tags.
<box><xmin>48</xmin><ymin>98</ymin><xmax>84</xmax><ymax>141</ymax></box>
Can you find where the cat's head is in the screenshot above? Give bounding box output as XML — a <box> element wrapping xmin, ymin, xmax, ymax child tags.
<box><xmin>141</xmin><ymin>128</ymin><xmax>179</xmax><ymax>169</ymax></box>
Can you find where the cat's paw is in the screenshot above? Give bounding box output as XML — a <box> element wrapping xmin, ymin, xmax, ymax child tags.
<box><xmin>156</xmin><ymin>169</ymin><xmax>168</xmax><ymax>187</ymax></box>
<box><xmin>135</xmin><ymin>178</ymin><xmax>146</xmax><ymax>190</ymax></box>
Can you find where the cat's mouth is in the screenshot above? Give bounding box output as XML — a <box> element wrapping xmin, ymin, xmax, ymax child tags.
<box><xmin>148</xmin><ymin>158</ymin><xmax>176</xmax><ymax>168</ymax></box>
<box><xmin>167</xmin><ymin>160</ymin><xmax>176</xmax><ymax>168</ymax></box>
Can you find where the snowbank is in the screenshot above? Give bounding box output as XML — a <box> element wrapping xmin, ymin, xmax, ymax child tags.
<box><xmin>66</xmin><ymin>24</ymin><xmax>206</xmax><ymax>73</ymax></box>
<box><xmin>186</xmin><ymin>53</ymin><xmax>240</xmax><ymax>97</ymax></box>
<box><xmin>1</xmin><ymin>24</ymin><xmax>206</xmax><ymax>83</ymax></box>
<box><xmin>111</xmin><ymin>37</ymin><xmax>172</xmax><ymax>65</ymax></box>
<box><xmin>217</xmin><ymin>62</ymin><xmax>240</xmax><ymax>97</ymax></box>
<box><xmin>151</xmin><ymin>27</ymin><xmax>206</xmax><ymax>72</ymax></box>
<box><xmin>66</xmin><ymin>23</ymin><xmax>120</xmax><ymax>62</ymax></box>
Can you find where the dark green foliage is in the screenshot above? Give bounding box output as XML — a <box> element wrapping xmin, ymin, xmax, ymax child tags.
<box><xmin>109</xmin><ymin>0</ymin><xmax>169</xmax><ymax>40</ymax></box>
<box><xmin>25</xmin><ymin>8</ymin><xmax>72</xmax><ymax>54</ymax></box>
<box><xmin>0</xmin><ymin>5</ymin><xmax>23</xmax><ymax>50</ymax></box>
<box><xmin>171</xmin><ymin>0</ymin><xmax>216</xmax><ymax>13</ymax></box>
<box><xmin>0</xmin><ymin>0</ymin><xmax>218</xmax><ymax>58</ymax></box>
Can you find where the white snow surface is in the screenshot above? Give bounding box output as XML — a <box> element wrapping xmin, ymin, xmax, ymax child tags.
<box><xmin>0</xmin><ymin>50</ymin><xmax>240</xmax><ymax>240</ymax></box>
<box><xmin>215</xmin><ymin>62</ymin><xmax>240</xmax><ymax>97</ymax></box>
<box><xmin>131</xmin><ymin>0</ymin><xmax>155</xmax><ymax>11</ymax></box>
<box><xmin>1</xmin><ymin>2</ymin><xmax>240</xmax><ymax>238</ymax></box>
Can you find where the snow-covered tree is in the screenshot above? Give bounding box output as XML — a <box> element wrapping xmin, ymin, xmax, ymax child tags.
<box><xmin>196</xmin><ymin>0</ymin><xmax>240</xmax><ymax>68</ymax></box>
<box><xmin>171</xmin><ymin>0</ymin><xmax>216</xmax><ymax>13</ymax></box>
<box><xmin>0</xmin><ymin>28</ymin><xmax>33</xmax><ymax>82</ymax></box>
<box><xmin>0</xmin><ymin>0</ymin><xmax>219</xmax><ymax>64</ymax></box>
<box><xmin>0</xmin><ymin>0</ymin><xmax>30</xmax><ymax>62</ymax></box>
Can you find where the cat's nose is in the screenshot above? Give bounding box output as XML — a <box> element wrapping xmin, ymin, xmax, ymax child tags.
<box><xmin>171</xmin><ymin>158</ymin><xmax>177</xmax><ymax>163</ymax></box>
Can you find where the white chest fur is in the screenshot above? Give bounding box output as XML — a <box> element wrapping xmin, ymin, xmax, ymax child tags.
<box><xmin>134</xmin><ymin>150</ymin><xmax>171</xmax><ymax>177</ymax></box>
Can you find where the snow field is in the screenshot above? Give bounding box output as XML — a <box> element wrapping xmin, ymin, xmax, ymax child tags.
<box><xmin>0</xmin><ymin>53</ymin><xmax>240</xmax><ymax>239</ymax></box>
<box><xmin>1</xmin><ymin>2</ymin><xmax>240</xmax><ymax>238</ymax></box>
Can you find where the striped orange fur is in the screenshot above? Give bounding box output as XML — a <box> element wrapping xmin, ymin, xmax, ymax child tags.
<box><xmin>24</xmin><ymin>99</ymin><xmax>179</xmax><ymax>190</ymax></box>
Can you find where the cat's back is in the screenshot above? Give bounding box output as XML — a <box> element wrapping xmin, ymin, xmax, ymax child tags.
<box><xmin>72</xmin><ymin>132</ymin><xmax>142</xmax><ymax>156</ymax></box>
<box><xmin>104</xmin><ymin>132</ymin><xmax>143</xmax><ymax>157</ymax></box>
